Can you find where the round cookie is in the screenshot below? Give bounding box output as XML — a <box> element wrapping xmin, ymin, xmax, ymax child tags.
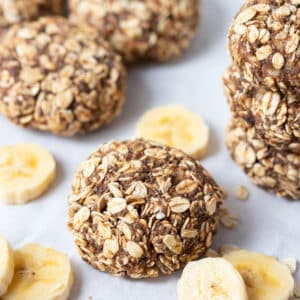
<box><xmin>223</xmin><ymin>66</ymin><xmax>300</xmax><ymax>154</ymax></box>
<box><xmin>69</xmin><ymin>0</ymin><xmax>200</xmax><ymax>62</ymax></box>
<box><xmin>0</xmin><ymin>17</ymin><xmax>126</xmax><ymax>136</ymax></box>
<box><xmin>0</xmin><ymin>0</ymin><xmax>64</xmax><ymax>40</ymax></box>
<box><xmin>228</xmin><ymin>0</ymin><xmax>300</xmax><ymax>93</ymax></box>
<box><xmin>226</xmin><ymin>118</ymin><xmax>300</xmax><ymax>200</ymax></box>
<box><xmin>68</xmin><ymin>139</ymin><xmax>224</xmax><ymax>278</ymax></box>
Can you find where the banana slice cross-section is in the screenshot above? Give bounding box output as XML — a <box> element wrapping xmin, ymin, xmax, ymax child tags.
<box><xmin>224</xmin><ymin>250</ymin><xmax>294</xmax><ymax>300</ymax></box>
<box><xmin>0</xmin><ymin>237</ymin><xmax>14</xmax><ymax>297</ymax></box>
<box><xmin>0</xmin><ymin>143</ymin><xmax>56</xmax><ymax>204</ymax></box>
<box><xmin>136</xmin><ymin>105</ymin><xmax>210</xmax><ymax>159</ymax></box>
<box><xmin>2</xmin><ymin>244</ymin><xmax>73</xmax><ymax>300</ymax></box>
<box><xmin>177</xmin><ymin>257</ymin><xmax>248</xmax><ymax>300</ymax></box>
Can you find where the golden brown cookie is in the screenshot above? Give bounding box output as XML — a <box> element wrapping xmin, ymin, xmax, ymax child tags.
<box><xmin>0</xmin><ymin>17</ymin><xmax>126</xmax><ymax>136</ymax></box>
<box><xmin>228</xmin><ymin>0</ymin><xmax>300</xmax><ymax>94</ymax></box>
<box><xmin>223</xmin><ymin>66</ymin><xmax>300</xmax><ymax>154</ymax></box>
<box><xmin>68</xmin><ymin>139</ymin><xmax>224</xmax><ymax>278</ymax></box>
<box><xmin>226</xmin><ymin>118</ymin><xmax>300</xmax><ymax>200</ymax></box>
<box><xmin>69</xmin><ymin>0</ymin><xmax>200</xmax><ymax>62</ymax></box>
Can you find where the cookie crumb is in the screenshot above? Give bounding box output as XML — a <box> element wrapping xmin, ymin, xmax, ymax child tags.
<box><xmin>218</xmin><ymin>206</ymin><xmax>239</xmax><ymax>229</ymax></box>
<box><xmin>235</xmin><ymin>185</ymin><xmax>249</xmax><ymax>201</ymax></box>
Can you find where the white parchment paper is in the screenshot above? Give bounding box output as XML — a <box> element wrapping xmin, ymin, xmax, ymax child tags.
<box><xmin>1</xmin><ymin>1</ymin><xmax>299</xmax><ymax>299</ymax></box>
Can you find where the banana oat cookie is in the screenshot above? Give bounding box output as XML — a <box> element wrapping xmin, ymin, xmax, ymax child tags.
<box><xmin>0</xmin><ymin>0</ymin><xmax>64</xmax><ymax>40</ymax></box>
<box><xmin>68</xmin><ymin>139</ymin><xmax>224</xmax><ymax>278</ymax></box>
<box><xmin>223</xmin><ymin>66</ymin><xmax>300</xmax><ymax>154</ymax></box>
<box><xmin>226</xmin><ymin>118</ymin><xmax>300</xmax><ymax>200</ymax></box>
<box><xmin>228</xmin><ymin>0</ymin><xmax>300</xmax><ymax>93</ymax></box>
<box><xmin>0</xmin><ymin>17</ymin><xmax>126</xmax><ymax>136</ymax></box>
<box><xmin>69</xmin><ymin>0</ymin><xmax>199</xmax><ymax>62</ymax></box>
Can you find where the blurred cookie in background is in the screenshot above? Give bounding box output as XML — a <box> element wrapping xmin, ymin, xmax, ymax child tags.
<box><xmin>0</xmin><ymin>0</ymin><xmax>64</xmax><ymax>40</ymax></box>
<box><xmin>69</xmin><ymin>0</ymin><xmax>200</xmax><ymax>62</ymax></box>
<box><xmin>0</xmin><ymin>17</ymin><xmax>126</xmax><ymax>136</ymax></box>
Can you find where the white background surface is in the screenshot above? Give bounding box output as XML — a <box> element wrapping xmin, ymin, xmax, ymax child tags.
<box><xmin>1</xmin><ymin>0</ymin><xmax>299</xmax><ymax>299</ymax></box>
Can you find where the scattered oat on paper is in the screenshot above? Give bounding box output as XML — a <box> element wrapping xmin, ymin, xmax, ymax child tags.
<box><xmin>217</xmin><ymin>205</ymin><xmax>240</xmax><ymax>229</ymax></box>
<box><xmin>235</xmin><ymin>185</ymin><xmax>249</xmax><ymax>201</ymax></box>
<box><xmin>281</xmin><ymin>257</ymin><xmax>297</xmax><ymax>274</ymax></box>
<box><xmin>295</xmin><ymin>282</ymin><xmax>300</xmax><ymax>298</ymax></box>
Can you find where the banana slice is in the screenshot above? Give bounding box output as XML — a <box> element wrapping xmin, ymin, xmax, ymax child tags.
<box><xmin>3</xmin><ymin>244</ymin><xmax>73</xmax><ymax>300</ymax></box>
<box><xmin>177</xmin><ymin>257</ymin><xmax>248</xmax><ymax>300</ymax></box>
<box><xmin>224</xmin><ymin>250</ymin><xmax>294</xmax><ymax>300</ymax></box>
<box><xmin>0</xmin><ymin>143</ymin><xmax>56</xmax><ymax>204</ymax></box>
<box><xmin>0</xmin><ymin>237</ymin><xmax>14</xmax><ymax>297</ymax></box>
<box><xmin>136</xmin><ymin>105</ymin><xmax>209</xmax><ymax>159</ymax></box>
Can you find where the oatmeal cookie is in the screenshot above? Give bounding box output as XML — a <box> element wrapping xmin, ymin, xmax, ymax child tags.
<box><xmin>68</xmin><ymin>139</ymin><xmax>224</xmax><ymax>278</ymax></box>
<box><xmin>69</xmin><ymin>0</ymin><xmax>199</xmax><ymax>62</ymax></box>
<box><xmin>226</xmin><ymin>118</ymin><xmax>300</xmax><ymax>200</ymax></box>
<box><xmin>228</xmin><ymin>0</ymin><xmax>300</xmax><ymax>93</ymax></box>
<box><xmin>223</xmin><ymin>66</ymin><xmax>300</xmax><ymax>154</ymax></box>
<box><xmin>0</xmin><ymin>17</ymin><xmax>126</xmax><ymax>136</ymax></box>
<box><xmin>0</xmin><ymin>0</ymin><xmax>64</xmax><ymax>39</ymax></box>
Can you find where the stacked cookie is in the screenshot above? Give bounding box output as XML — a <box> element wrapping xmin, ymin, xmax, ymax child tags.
<box><xmin>223</xmin><ymin>0</ymin><xmax>300</xmax><ymax>200</ymax></box>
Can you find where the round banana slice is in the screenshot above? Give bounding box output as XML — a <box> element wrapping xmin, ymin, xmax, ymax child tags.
<box><xmin>3</xmin><ymin>244</ymin><xmax>73</xmax><ymax>300</ymax></box>
<box><xmin>0</xmin><ymin>143</ymin><xmax>56</xmax><ymax>204</ymax></box>
<box><xmin>177</xmin><ymin>257</ymin><xmax>248</xmax><ymax>300</ymax></box>
<box><xmin>136</xmin><ymin>105</ymin><xmax>210</xmax><ymax>159</ymax></box>
<box><xmin>0</xmin><ymin>236</ymin><xmax>14</xmax><ymax>297</ymax></box>
<box><xmin>224</xmin><ymin>250</ymin><xmax>294</xmax><ymax>300</ymax></box>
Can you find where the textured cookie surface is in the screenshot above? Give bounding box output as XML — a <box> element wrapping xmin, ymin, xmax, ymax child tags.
<box><xmin>228</xmin><ymin>0</ymin><xmax>300</xmax><ymax>93</ymax></box>
<box><xmin>0</xmin><ymin>17</ymin><xmax>126</xmax><ymax>136</ymax></box>
<box><xmin>69</xmin><ymin>0</ymin><xmax>199</xmax><ymax>62</ymax></box>
<box><xmin>0</xmin><ymin>0</ymin><xmax>64</xmax><ymax>39</ymax></box>
<box><xmin>223</xmin><ymin>66</ymin><xmax>300</xmax><ymax>154</ymax></box>
<box><xmin>68</xmin><ymin>139</ymin><xmax>224</xmax><ymax>278</ymax></box>
<box><xmin>226</xmin><ymin>118</ymin><xmax>300</xmax><ymax>200</ymax></box>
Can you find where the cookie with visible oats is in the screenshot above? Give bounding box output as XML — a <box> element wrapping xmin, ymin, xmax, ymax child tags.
<box><xmin>0</xmin><ymin>0</ymin><xmax>64</xmax><ymax>40</ymax></box>
<box><xmin>223</xmin><ymin>66</ymin><xmax>300</xmax><ymax>154</ymax></box>
<box><xmin>68</xmin><ymin>139</ymin><xmax>224</xmax><ymax>278</ymax></box>
<box><xmin>228</xmin><ymin>0</ymin><xmax>300</xmax><ymax>93</ymax></box>
<box><xmin>0</xmin><ymin>17</ymin><xmax>126</xmax><ymax>136</ymax></box>
<box><xmin>226</xmin><ymin>118</ymin><xmax>300</xmax><ymax>200</ymax></box>
<box><xmin>69</xmin><ymin>0</ymin><xmax>199</xmax><ymax>62</ymax></box>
